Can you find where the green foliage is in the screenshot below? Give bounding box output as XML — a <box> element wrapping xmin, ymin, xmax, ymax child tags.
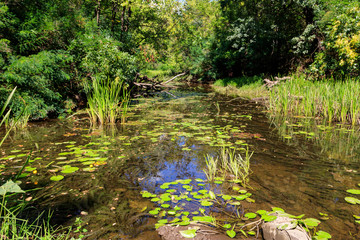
<box><xmin>210</xmin><ymin>0</ymin><xmax>315</xmax><ymax>77</ymax></box>
<box><xmin>70</xmin><ymin>30</ymin><xmax>137</xmax><ymax>84</ymax></box>
<box><xmin>1</xmin><ymin>50</ymin><xmax>73</xmax><ymax>120</ymax></box>
<box><xmin>269</xmin><ymin>75</ymin><xmax>360</xmax><ymax>124</ymax></box>
<box><xmin>87</xmin><ymin>77</ymin><xmax>131</xmax><ymax>125</ymax></box>
<box><xmin>310</xmin><ymin>2</ymin><xmax>360</xmax><ymax>78</ymax></box>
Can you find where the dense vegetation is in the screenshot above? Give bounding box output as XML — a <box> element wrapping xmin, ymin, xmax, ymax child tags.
<box><xmin>0</xmin><ymin>0</ymin><xmax>359</xmax><ymax>121</ymax></box>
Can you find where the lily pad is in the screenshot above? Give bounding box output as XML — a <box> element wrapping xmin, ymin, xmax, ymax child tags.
<box><xmin>179</xmin><ymin>229</ymin><xmax>197</xmax><ymax>238</ymax></box>
<box><xmin>50</xmin><ymin>175</ymin><xmax>64</xmax><ymax>182</ymax></box>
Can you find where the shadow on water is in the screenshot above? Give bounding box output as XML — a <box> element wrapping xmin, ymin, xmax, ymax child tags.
<box><xmin>0</xmin><ymin>88</ymin><xmax>359</xmax><ymax>239</ymax></box>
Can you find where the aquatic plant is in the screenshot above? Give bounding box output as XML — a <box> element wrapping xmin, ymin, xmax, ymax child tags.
<box><xmin>141</xmin><ymin>178</ymin><xmax>331</xmax><ymax>239</ymax></box>
<box><xmin>0</xmin><ymin>87</ymin><xmax>17</xmax><ymax>146</ymax></box>
<box><xmin>204</xmin><ymin>154</ymin><xmax>218</xmax><ymax>182</ymax></box>
<box><xmin>205</xmin><ymin>147</ymin><xmax>253</xmax><ymax>186</ymax></box>
<box><xmin>87</xmin><ymin>77</ymin><xmax>130</xmax><ymax>125</ymax></box>
<box><xmin>0</xmin><ymin>180</ymin><xmax>70</xmax><ymax>239</ymax></box>
<box><xmin>269</xmin><ymin>75</ymin><xmax>360</xmax><ymax>125</ymax></box>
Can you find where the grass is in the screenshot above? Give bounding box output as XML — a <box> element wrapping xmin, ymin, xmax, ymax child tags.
<box><xmin>204</xmin><ymin>147</ymin><xmax>253</xmax><ymax>186</ymax></box>
<box><xmin>212</xmin><ymin>76</ymin><xmax>267</xmax><ymax>99</ymax></box>
<box><xmin>269</xmin><ymin>74</ymin><xmax>360</xmax><ymax>125</ymax></box>
<box><xmin>0</xmin><ymin>206</ymin><xmax>70</xmax><ymax>240</ymax></box>
<box><xmin>87</xmin><ymin>77</ymin><xmax>130</xmax><ymax>125</ymax></box>
<box><xmin>0</xmin><ymin>87</ymin><xmax>17</xmax><ymax>146</ymax></box>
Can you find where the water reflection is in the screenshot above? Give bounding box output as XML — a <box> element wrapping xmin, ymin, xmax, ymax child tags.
<box><xmin>0</xmin><ymin>90</ymin><xmax>359</xmax><ymax>238</ymax></box>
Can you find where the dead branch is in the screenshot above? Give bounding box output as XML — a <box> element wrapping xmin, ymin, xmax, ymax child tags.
<box><xmin>264</xmin><ymin>76</ymin><xmax>290</xmax><ymax>88</ymax></box>
<box><xmin>162</xmin><ymin>72</ymin><xmax>187</xmax><ymax>85</ymax></box>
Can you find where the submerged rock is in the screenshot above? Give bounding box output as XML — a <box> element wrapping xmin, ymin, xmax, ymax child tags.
<box><xmin>261</xmin><ymin>213</ymin><xmax>311</xmax><ymax>240</ymax></box>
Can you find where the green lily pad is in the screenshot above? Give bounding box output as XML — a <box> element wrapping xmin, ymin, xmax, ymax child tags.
<box><xmin>50</xmin><ymin>175</ymin><xmax>64</xmax><ymax>182</ymax></box>
<box><xmin>226</xmin><ymin>230</ymin><xmax>236</xmax><ymax>238</ymax></box>
<box><xmin>244</xmin><ymin>212</ymin><xmax>257</xmax><ymax>219</ymax></box>
<box><xmin>223</xmin><ymin>224</ymin><xmax>231</xmax><ymax>229</ymax></box>
<box><xmin>347</xmin><ymin>189</ymin><xmax>360</xmax><ymax>195</ymax></box>
<box><xmin>345</xmin><ymin>196</ymin><xmax>360</xmax><ymax>204</ymax></box>
<box><xmin>61</xmin><ymin>165</ymin><xmax>79</xmax><ymax>174</ymax></box>
<box><xmin>303</xmin><ymin>218</ymin><xmax>321</xmax><ymax>227</ymax></box>
<box><xmin>179</xmin><ymin>229</ymin><xmax>197</xmax><ymax>238</ymax></box>
<box><xmin>200</xmin><ymin>200</ymin><xmax>213</xmax><ymax>206</ymax></box>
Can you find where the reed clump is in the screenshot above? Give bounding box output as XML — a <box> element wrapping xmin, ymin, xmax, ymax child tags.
<box><xmin>87</xmin><ymin>77</ymin><xmax>130</xmax><ymax>125</ymax></box>
<box><xmin>204</xmin><ymin>147</ymin><xmax>253</xmax><ymax>186</ymax></box>
<box><xmin>269</xmin><ymin>75</ymin><xmax>360</xmax><ymax>125</ymax></box>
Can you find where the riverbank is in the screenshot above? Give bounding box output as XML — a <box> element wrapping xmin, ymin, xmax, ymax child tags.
<box><xmin>212</xmin><ymin>74</ymin><xmax>360</xmax><ymax>125</ymax></box>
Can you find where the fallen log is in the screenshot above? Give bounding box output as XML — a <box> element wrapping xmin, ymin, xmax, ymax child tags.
<box><xmin>264</xmin><ymin>76</ymin><xmax>291</xmax><ymax>88</ymax></box>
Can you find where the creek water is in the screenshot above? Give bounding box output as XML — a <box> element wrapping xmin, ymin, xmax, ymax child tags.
<box><xmin>0</xmin><ymin>88</ymin><xmax>359</xmax><ymax>239</ymax></box>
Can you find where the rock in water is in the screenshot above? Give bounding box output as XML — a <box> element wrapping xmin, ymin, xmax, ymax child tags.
<box><xmin>261</xmin><ymin>213</ymin><xmax>311</xmax><ymax>240</ymax></box>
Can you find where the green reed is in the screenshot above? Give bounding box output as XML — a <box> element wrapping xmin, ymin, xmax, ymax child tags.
<box><xmin>204</xmin><ymin>154</ymin><xmax>218</xmax><ymax>182</ymax></box>
<box><xmin>204</xmin><ymin>147</ymin><xmax>253</xmax><ymax>186</ymax></box>
<box><xmin>87</xmin><ymin>77</ymin><xmax>130</xmax><ymax>125</ymax></box>
<box><xmin>0</xmin><ymin>87</ymin><xmax>17</xmax><ymax>147</ymax></box>
<box><xmin>269</xmin><ymin>75</ymin><xmax>360</xmax><ymax>125</ymax></box>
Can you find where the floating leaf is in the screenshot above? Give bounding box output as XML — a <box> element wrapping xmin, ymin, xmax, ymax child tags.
<box><xmin>192</xmin><ymin>216</ymin><xmax>213</xmax><ymax>223</ymax></box>
<box><xmin>223</xmin><ymin>224</ymin><xmax>231</xmax><ymax>229</ymax></box>
<box><xmin>315</xmin><ymin>230</ymin><xmax>331</xmax><ymax>239</ymax></box>
<box><xmin>200</xmin><ymin>200</ymin><xmax>213</xmax><ymax>207</ymax></box>
<box><xmin>149</xmin><ymin>209</ymin><xmax>159</xmax><ymax>215</ymax></box>
<box><xmin>222</xmin><ymin>195</ymin><xmax>232</xmax><ymax>201</ymax></box>
<box><xmin>226</xmin><ymin>230</ymin><xmax>236</xmax><ymax>238</ymax></box>
<box><xmin>345</xmin><ymin>196</ymin><xmax>360</xmax><ymax>204</ymax></box>
<box><xmin>272</xmin><ymin>207</ymin><xmax>284</xmax><ymax>212</ymax></box>
<box><xmin>236</xmin><ymin>195</ymin><xmax>248</xmax><ymax>201</ymax></box>
<box><xmin>244</xmin><ymin>212</ymin><xmax>257</xmax><ymax>219</ymax></box>
<box><xmin>61</xmin><ymin>165</ymin><xmax>79</xmax><ymax>174</ymax></box>
<box><xmin>303</xmin><ymin>218</ymin><xmax>321</xmax><ymax>227</ymax></box>
<box><xmin>347</xmin><ymin>189</ymin><xmax>360</xmax><ymax>195</ymax></box>
<box><xmin>50</xmin><ymin>175</ymin><xmax>64</xmax><ymax>182</ymax></box>
<box><xmin>262</xmin><ymin>214</ymin><xmax>277</xmax><ymax>222</ymax></box>
<box><xmin>158</xmin><ymin>219</ymin><xmax>168</xmax><ymax>224</ymax></box>
<box><xmin>161</xmin><ymin>204</ymin><xmax>170</xmax><ymax>208</ymax></box>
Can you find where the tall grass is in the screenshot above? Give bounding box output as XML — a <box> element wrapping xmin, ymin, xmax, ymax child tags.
<box><xmin>0</xmin><ymin>87</ymin><xmax>17</xmax><ymax>147</ymax></box>
<box><xmin>269</xmin><ymin>75</ymin><xmax>360</xmax><ymax>125</ymax></box>
<box><xmin>204</xmin><ymin>147</ymin><xmax>253</xmax><ymax>186</ymax></box>
<box><xmin>0</xmin><ymin>205</ymin><xmax>69</xmax><ymax>240</ymax></box>
<box><xmin>87</xmin><ymin>77</ymin><xmax>130</xmax><ymax>125</ymax></box>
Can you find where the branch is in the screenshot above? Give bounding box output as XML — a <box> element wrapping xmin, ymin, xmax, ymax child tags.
<box><xmin>162</xmin><ymin>72</ymin><xmax>187</xmax><ymax>85</ymax></box>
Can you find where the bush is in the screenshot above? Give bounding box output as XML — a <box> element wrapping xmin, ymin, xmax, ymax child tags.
<box><xmin>310</xmin><ymin>3</ymin><xmax>360</xmax><ymax>78</ymax></box>
<box><xmin>0</xmin><ymin>50</ymin><xmax>73</xmax><ymax>120</ymax></box>
<box><xmin>69</xmin><ymin>29</ymin><xmax>137</xmax><ymax>85</ymax></box>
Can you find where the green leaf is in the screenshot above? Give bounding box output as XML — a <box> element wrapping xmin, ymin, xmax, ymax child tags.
<box><xmin>345</xmin><ymin>197</ymin><xmax>360</xmax><ymax>204</ymax></box>
<box><xmin>244</xmin><ymin>212</ymin><xmax>257</xmax><ymax>219</ymax></box>
<box><xmin>316</xmin><ymin>230</ymin><xmax>331</xmax><ymax>239</ymax></box>
<box><xmin>262</xmin><ymin>214</ymin><xmax>277</xmax><ymax>222</ymax></box>
<box><xmin>303</xmin><ymin>218</ymin><xmax>321</xmax><ymax>227</ymax></box>
<box><xmin>179</xmin><ymin>229</ymin><xmax>197</xmax><ymax>238</ymax></box>
<box><xmin>223</xmin><ymin>224</ymin><xmax>231</xmax><ymax>229</ymax></box>
<box><xmin>200</xmin><ymin>200</ymin><xmax>213</xmax><ymax>206</ymax></box>
<box><xmin>222</xmin><ymin>195</ymin><xmax>232</xmax><ymax>201</ymax></box>
<box><xmin>0</xmin><ymin>180</ymin><xmax>25</xmax><ymax>195</ymax></box>
<box><xmin>50</xmin><ymin>175</ymin><xmax>64</xmax><ymax>182</ymax></box>
<box><xmin>158</xmin><ymin>219</ymin><xmax>168</xmax><ymax>224</ymax></box>
<box><xmin>226</xmin><ymin>230</ymin><xmax>236</xmax><ymax>238</ymax></box>
<box><xmin>347</xmin><ymin>189</ymin><xmax>360</xmax><ymax>195</ymax></box>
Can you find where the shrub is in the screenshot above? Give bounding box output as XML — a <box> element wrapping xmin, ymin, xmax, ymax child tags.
<box><xmin>310</xmin><ymin>3</ymin><xmax>360</xmax><ymax>78</ymax></box>
<box><xmin>69</xmin><ymin>30</ymin><xmax>137</xmax><ymax>85</ymax></box>
<box><xmin>0</xmin><ymin>50</ymin><xmax>73</xmax><ymax>120</ymax></box>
